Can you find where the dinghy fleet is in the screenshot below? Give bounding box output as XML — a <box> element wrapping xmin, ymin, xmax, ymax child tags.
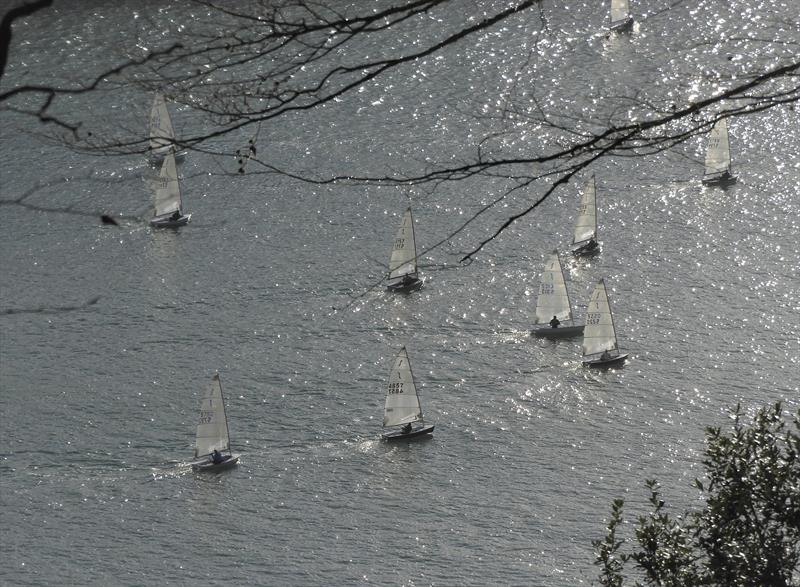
<box><xmin>146</xmin><ymin>0</ymin><xmax>741</xmax><ymax>464</ymax></box>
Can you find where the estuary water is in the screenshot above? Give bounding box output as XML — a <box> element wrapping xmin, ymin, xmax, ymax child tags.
<box><xmin>1</xmin><ymin>1</ymin><xmax>798</xmax><ymax>585</ymax></box>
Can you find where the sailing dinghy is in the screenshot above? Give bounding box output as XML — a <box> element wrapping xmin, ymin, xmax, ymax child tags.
<box><xmin>609</xmin><ymin>0</ymin><xmax>633</xmax><ymax>32</ymax></box>
<box><xmin>150</xmin><ymin>152</ymin><xmax>191</xmax><ymax>228</ymax></box>
<box><xmin>387</xmin><ymin>207</ymin><xmax>423</xmax><ymax>292</ymax></box>
<box><xmin>149</xmin><ymin>93</ymin><xmax>185</xmax><ymax>163</ymax></box>
<box><xmin>191</xmin><ymin>373</ymin><xmax>240</xmax><ymax>471</ymax></box>
<box><xmin>381</xmin><ymin>347</ymin><xmax>434</xmax><ymax>441</ymax></box>
<box><xmin>531</xmin><ymin>250</ymin><xmax>584</xmax><ymax>338</ymax></box>
<box><xmin>571</xmin><ymin>175</ymin><xmax>600</xmax><ymax>256</ymax></box>
<box><xmin>582</xmin><ymin>279</ymin><xmax>629</xmax><ymax>367</ymax></box>
<box><xmin>702</xmin><ymin>118</ymin><xmax>737</xmax><ymax>186</ymax></box>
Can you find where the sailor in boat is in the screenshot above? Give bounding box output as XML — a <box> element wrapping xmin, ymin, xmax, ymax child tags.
<box><xmin>211</xmin><ymin>449</ymin><xmax>224</xmax><ymax>464</ymax></box>
<box><xmin>170</xmin><ymin>210</ymin><xmax>181</xmax><ymax>222</ymax></box>
<box><xmin>550</xmin><ymin>315</ymin><xmax>560</xmax><ymax>328</ymax></box>
<box><xmin>402</xmin><ymin>423</ymin><xmax>412</xmax><ymax>434</ymax></box>
<box><xmin>600</xmin><ymin>350</ymin><xmax>612</xmax><ymax>361</ymax></box>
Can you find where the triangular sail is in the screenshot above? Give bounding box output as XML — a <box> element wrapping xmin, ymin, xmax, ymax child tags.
<box><xmin>582</xmin><ymin>279</ymin><xmax>620</xmax><ymax>357</ymax></box>
<box><xmin>572</xmin><ymin>175</ymin><xmax>597</xmax><ymax>246</ymax></box>
<box><xmin>149</xmin><ymin>93</ymin><xmax>177</xmax><ymax>158</ymax></box>
<box><xmin>535</xmin><ymin>250</ymin><xmax>574</xmax><ymax>325</ymax></box>
<box><xmin>383</xmin><ymin>347</ymin><xmax>422</xmax><ymax>427</ymax></box>
<box><xmin>610</xmin><ymin>0</ymin><xmax>630</xmax><ymax>24</ymax></box>
<box><xmin>153</xmin><ymin>153</ymin><xmax>181</xmax><ymax>217</ymax></box>
<box><xmin>704</xmin><ymin>119</ymin><xmax>732</xmax><ymax>177</ymax></box>
<box><xmin>388</xmin><ymin>207</ymin><xmax>417</xmax><ymax>279</ymax></box>
<box><xmin>195</xmin><ymin>373</ymin><xmax>231</xmax><ymax>458</ymax></box>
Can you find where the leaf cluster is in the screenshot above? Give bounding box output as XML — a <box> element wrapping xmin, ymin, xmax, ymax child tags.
<box><xmin>594</xmin><ymin>402</ymin><xmax>800</xmax><ymax>587</ymax></box>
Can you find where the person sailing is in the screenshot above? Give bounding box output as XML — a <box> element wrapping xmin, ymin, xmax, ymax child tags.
<box><xmin>549</xmin><ymin>315</ymin><xmax>560</xmax><ymax>328</ymax></box>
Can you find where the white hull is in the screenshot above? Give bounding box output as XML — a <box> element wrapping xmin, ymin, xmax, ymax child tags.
<box><xmin>387</xmin><ymin>274</ymin><xmax>423</xmax><ymax>292</ymax></box>
<box><xmin>192</xmin><ymin>453</ymin><xmax>240</xmax><ymax>472</ymax></box>
<box><xmin>150</xmin><ymin>150</ymin><xmax>187</xmax><ymax>166</ymax></box>
<box><xmin>532</xmin><ymin>324</ymin><xmax>584</xmax><ymax>338</ymax></box>
<box><xmin>571</xmin><ymin>239</ymin><xmax>600</xmax><ymax>256</ymax></box>
<box><xmin>382</xmin><ymin>424</ymin><xmax>434</xmax><ymax>441</ymax></box>
<box><xmin>609</xmin><ymin>16</ymin><xmax>633</xmax><ymax>32</ymax></box>
<box><xmin>150</xmin><ymin>213</ymin><xmax>191</xmax><ymax>228</ymax></box>
<box><xmin>583</xmin><ymin>352</ymin><xmax>628</xmax><ymax>367</ymax></box>
<box><xmin>702</xmin><ymin>171</ymin><xmax>737</xmax><ymax>186</ymax></box>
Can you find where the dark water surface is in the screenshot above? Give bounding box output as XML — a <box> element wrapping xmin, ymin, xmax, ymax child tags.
<box><xmin>1</xmin><ymin>1</ymin><xmax>798</xmax><ymax>585</ymax></box>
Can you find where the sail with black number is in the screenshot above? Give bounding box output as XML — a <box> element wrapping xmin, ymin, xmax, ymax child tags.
<box><xmin>582</xmin><ymin>279</ymin><xmax>628</xmax><ymax>366</ymax></box>
<box><xmin>702</xmin><ymin>118</ymin><xmax>736</xmax><ymax>185</ymax></box>
<box><xmin>571</xmin><ymin>175</ymin><xmax>599</xmax><ymax>255</ymax></box>
<box><xmin>381</xmin><ymin>347</ymin><xmax>434</xmax><ymax>440</ymax></box>
<box><xmin>531</xmin><ymin>250</ymin><xmax>584</xmax><ymax>337</ymax></box>
<box><xmin>387</xmin><ymin>207</ymin><xmax>422</xmax><ymax>292</ymax></box>
<box><xmin>192</xmin><ymin>373</ymin><xmax>239</xmax><ymax>470</ymax></box>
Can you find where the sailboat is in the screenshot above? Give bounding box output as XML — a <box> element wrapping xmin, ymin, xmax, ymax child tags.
<box><xmin>571</xmin><ymin>175</ymin><xmax>599</xmax><ymax>256</ymax></box>
<box><xmin>381</xmin><ymin>347</ymin><xmax>434</xmax><ymax>441</ymax></box>
<box><xmin>387</xmin><ymin>206</ymin><xmax>423</xmax><ymax>292</ymax></box>
<box><xmin>531</xmin><ymin>250</ymin><xmax>584</xmax><ymax>338</ymax></box>
<box><xmin>702</xmin><ymin>118</ymin><xmax>737</xmax><ymax>186</ymax></box>
<box><xmin>582</xmin><ymin>278</ymin><xmax>628</xmax><ymax>367</ymax></box>
<box><xmin>191</xmin><ymin>373</ymin><xmax>240</xmax><ymax>471</ymax></box>
<box><xmin>149</xmin><ymin>152</ymin><xmax>191</xmax><ymax>228</ymax></box>
<box><xmin>149</xmin><ymin>93</ymin><xmax>185</xmax><ymax>163</ymax></box>
<box><xmin>609</xmin><ymin>0</ymin><xmax>634</xmax><ymax>32</ymax></box>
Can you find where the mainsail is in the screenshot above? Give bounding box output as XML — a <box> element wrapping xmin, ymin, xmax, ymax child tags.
<box><xmin>572</xmin><ymin>175</ymin><xmax>597</xmax><ymax>247</ymax></box>
<box><xmin>610</xmin><ymin>0</ymin><xmax>630</xmax><ymax>25</ymax></box>
<box><xmin>388</xmin><ymin>207</ymin><xmax>418</xmax><ymax>280</ymax></box>
<box><xmin>704</xmin><ymin>119</ymin><xmax>732</xmax><ymax>177</ymax></box>
<box><xmin>149</xmin><ymin>93</ymin><xmax>177</xmax><ymax>158</ymax></box>
<box><xmin>195</xmin><ymin>374</ymin><xmax>231</xmax><ymax>458</ymax></box>
<box><xmin>535</xmin><ymin>250</ymin><xmax>574</xmax><ymax>325</ymax></box>
<box><xmin>582</xmin><ymin>279</ymin><xmax>620</xmax><ymax>358</ymax></box>
<box><xmin>153</xmin><ymin>153</ymin><xmax>181</xmax><ymax>218</ymax></box>
<box><xmin>383</xmin><ymin>347</ymin><xmax>422</xmax><ymax>428</ymax></box>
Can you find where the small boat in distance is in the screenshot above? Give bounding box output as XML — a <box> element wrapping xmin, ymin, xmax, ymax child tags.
<box><xmin>571</xmin><ymin>175</ymin><xmax>600</xmax><ymax>256</ymax></box>
<box><xmin>149</xmin><ymin>93</ymin><xmax>185</xmax><ymax>163</ymax></box>
<box><xmin>609</xmin><ymin>0</ymin><xmax>634</xmax><ymax>32</ymax></box>
<box><xmin>582</xmin><ymin>278</ymin><xmax>628</xmax><ymax>367</ymax></box>
<box><xmin>387</xmin><ymin>207</ymin><xmax>423</xmax><ymax>292</ymax></box>
<box><xmin>191</xmin><ymin>373</ymin><xmax>240</xmax><ymax>471</ymax></box>
<box><xmin>531</xmin><ymin>250</ymin><xmax>584</xmax><ymax>338</ymax></box>
<box><xmin>382</xmin><ymin>347</ymin><xmax>434</xmax><ymax>441</ymax></box>
<box><xmin>702</xmin><ymin>118</ymin><xmax>737</xmax><ymax>186</ymax></box>
<box><xmin>150</xmin><ymin>152</ymin><xmax>191</xmax><ymax>228</ymax></box>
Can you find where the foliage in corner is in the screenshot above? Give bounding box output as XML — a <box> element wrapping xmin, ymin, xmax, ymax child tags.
<box><xmin>593</xmin><ymin>402</ymin><xmax>800</xmax><ymax>587</ymax></box>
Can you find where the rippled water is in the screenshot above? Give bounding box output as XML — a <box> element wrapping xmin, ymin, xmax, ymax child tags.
<box><xmin>1</xmin><ymin>1</ymin><xmax>798</xmax><ymax>585</ymax></box>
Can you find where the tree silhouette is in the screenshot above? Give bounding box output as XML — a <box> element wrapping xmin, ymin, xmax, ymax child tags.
<box><xmin>594</xmin><ymin>403</ymin><xmax>800</xmax><ymax>587</ymax></box>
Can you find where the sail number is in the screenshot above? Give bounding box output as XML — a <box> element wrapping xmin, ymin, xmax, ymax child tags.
<box><xmin>393</xmin><ymin>238</ymin><xmax>406</xmax><ymax>250</ymax></box>
<box><xmin>387</xmin><ymin>382</ymin><xmax>404</xmax><ymax>394</ymax></box>
<box><xmin>586</xmin><ymin>312</ymin><xmax>601</xmax><ymax>325</ymax></box>
<box><xmin>539</xmin><ymin>283</ymin><xmax>554</xmax><ymax>295</ymax></box>
<box><xmin>199</xmin><ymin>410</ymin><xmax>213</xmax><ymax>424</ymax></box>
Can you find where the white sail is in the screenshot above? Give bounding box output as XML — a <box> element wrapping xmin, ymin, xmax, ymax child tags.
<box><xmin>153</xmin><ymin>153</ymin><xmax>181</xmax><ymax>217</ymax></box>
<box><xmin>195</xmin><ymin>373</ymin><xmax>231</xmax><ymax>458</ymax></box>
<box><xmin>149</xmin><ymin>93</ymin><xmax>177</xmax><ymax>158</ymax></box>
<box><xmin>534</xmin><ymin>250</ymin><xmax>575</xmax><ymax>325</ymax></box>
<box><xmin>582</xmin><ymin>279</ymin><xmax>621</xmax><ymax>358</ymax></box>
<box><xmin>704</xmin><ymin>119</ymin><xmax>732</xmax><ymax>177</ymax></box>
<box><xmin>383</xmin><ymin>347</ymin><xmax>422</xmax><ymax>428</ymax></box>
<box><xmin>572</xmin><ymin>175</ymin><xmax>597</xmax><ymax>246</ymax></box>
<box><xmin>388</xmin><ymin>207</ymin><xmax>418</xmax><ymax>279</ymax></box>
<box><xmin>610</xmin><ymin>0</ymin><xmax>630</xmax><ymax>24</ymax></box>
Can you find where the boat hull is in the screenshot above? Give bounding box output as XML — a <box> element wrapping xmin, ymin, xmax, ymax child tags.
<box><xmin>571</xmin><ymin>239</ymin><xmax>600</xmax><ymax>256</ymax></box>
<box><xmin>387</xmin><ymin>275</ymin><xmax>423</xmax><ymax>293</ymax></box>
<box><xmin>382</xmin><ymin>424</ymin><xmax>434</xmax><ymax>441</ymax></box>
<box><xmin>192</xmin><ymin>453</ymin><xmax>240</xmax><ymax>472</ymax></box>
<box><xmin>583</xmin><ymin>352</ymin><xmax>629</xmax><ymax>367</ymax></box>
<box><xmin>609</xmin><ymin>17</ymin><xmax>633</xmax><ymax>32</ymax></box>
<box><xmin>702</xmin><ymin>171</ymin><xmax>737</xmax><ymax>186</ymax></box>
<box><xmin>150</xmin><ymin>213</ymin><xmax>192</xmax><ymax>228</ymax></box>
<box><xmin>532</xmin><ymin>324</ymin><xmax>584</xmax><ymax>338</ymax></box>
